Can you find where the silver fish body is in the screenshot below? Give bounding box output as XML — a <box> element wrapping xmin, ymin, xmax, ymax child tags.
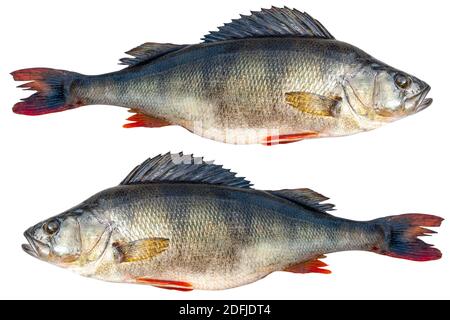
<box><xmin>13</xmin><ymin>7</ymin><xmax>432</xmax><ymax>144</ymax></box>
<box><xmin>82</xmin><ymin>183</ymin><xmax>379</xmax><ymax>289</ymax></box>
<box><xmin>23</xmin><ymin>154</ymin><xmax>442</xmax><ymax>290</ymax></box>
<box><xmin>75</xmin><ymin>38</ymin><xmax>364</xmax><ymax>141</ymax></box>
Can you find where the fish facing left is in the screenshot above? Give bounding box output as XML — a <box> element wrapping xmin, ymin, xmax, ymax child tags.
<box><xmin>22</xmin><ymin>153</ymin><xmax>443</xmax><ymax>291</ymax></box>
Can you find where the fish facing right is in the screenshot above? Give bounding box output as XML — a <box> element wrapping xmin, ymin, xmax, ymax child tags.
<box><xmin>22</xmin><ymin>153</ymin><xmax>442</xmax><ymax>291</ymax></box>
<box><xmin>12</xmin><ymin>6</ymin><xmax>432</xmax><ymax>145</ymax></box>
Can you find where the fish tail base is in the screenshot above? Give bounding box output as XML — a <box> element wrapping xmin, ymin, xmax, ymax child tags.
<box><xmin>372</xmin><ymin>214</ymin><xmax>443</xmax><ymax>261</ymax></box>
<box><xmin>11</xmin><ymin>68</ymin><xmax>85</xmax><ymax>116</ymax></box>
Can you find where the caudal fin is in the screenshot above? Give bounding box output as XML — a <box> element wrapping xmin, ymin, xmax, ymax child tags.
<box><xmin>11</xmin><ymin>68</ymin><xmax>84</xmax><ymax>115</ymax></box>
<box><xmin>372</xmin><ymin>214</ymin><xmax>443</xmax><ymax>262</ymax></box>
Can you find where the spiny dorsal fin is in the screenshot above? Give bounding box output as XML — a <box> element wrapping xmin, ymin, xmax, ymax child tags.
<box><xmin>202</xmin><ymin>6</ymin><xmax>334</xmax><ymax>43</ymax></box>
<box><xmin>269</xmin><ymin>188</ymin><xmax>335</xmax><ymax>213</ymax></box>
<box><xmin>121</xmin><ymin>152</ymin><xmax>252</xmax><ymax>188</ymax></box>
<box><xmin>120</xmin><ymin>43</ymin><xmax>188</xmax><ymax>67</ymax></box>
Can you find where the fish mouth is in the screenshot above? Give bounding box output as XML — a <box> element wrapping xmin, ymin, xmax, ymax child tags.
<box><xmin>408</xmin><ymin>86</ymin><xmax>432</xmax><ymax>113</ymax></box>
<box><xmin>22</xmin><ymin>231</ymin><xmax>49</xmax><ymax>260</ymax></box>
<box><xmin>22</xmin><ymin>243</ymin><xmax>38</xmax><ymax>258</ymax></box>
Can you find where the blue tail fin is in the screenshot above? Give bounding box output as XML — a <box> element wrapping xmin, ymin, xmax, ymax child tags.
<box><xmin>372</xmin><ymin>214</ymin><xmax>443</xmax><ymax>261</ymax></box>
<box><xmin>12</xmin><ymin>68</ymin><xmax>84</xmax><ymax>115</ymax></box>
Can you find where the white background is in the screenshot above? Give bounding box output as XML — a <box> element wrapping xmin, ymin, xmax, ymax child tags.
<box><xmin>1</xmin><ymin>0</ymin><xmax>448</xmax><ymax>299</ymax></box>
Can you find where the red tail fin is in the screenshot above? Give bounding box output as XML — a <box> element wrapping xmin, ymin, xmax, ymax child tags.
<box><xmin>11</xmin><ymin>68</ymin><xmax>84</xmax><ymax>115</ymax></box>
<box><xmin>372</xmin><ymin>214</ymin><xmax>443</xmax><ymax>262</ymax></box>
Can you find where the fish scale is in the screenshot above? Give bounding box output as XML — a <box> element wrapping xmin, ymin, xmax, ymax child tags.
<box><xmin>103</xmin><ymin>40</ymin><xmax>343</xmax><ymax>123</ymax></box>
<box><xmin>86</xmin><ymin>184</ymin><xmax>376</xmax><ymax>289</ymax></box>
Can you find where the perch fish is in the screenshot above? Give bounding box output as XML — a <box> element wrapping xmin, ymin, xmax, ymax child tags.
<box><xmin>23</xmin><ymin>153</ymin><xmax>442</xmax><ymax>291</ymax></box>
<box><xmin>12</xmin><ymin>7</ymin><xmax>432</xmax><ymax>145</ymax></box>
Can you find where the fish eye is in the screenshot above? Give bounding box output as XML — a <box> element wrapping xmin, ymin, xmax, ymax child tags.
<box><xmin>43</xmin><ymin>219</ymin><xmax>60</xmax><ymax>235</ymax></box>
<box><xmin>394</xmin><ymin>73</ymin><xmax>411</xmax><ymax>89</ymax></box>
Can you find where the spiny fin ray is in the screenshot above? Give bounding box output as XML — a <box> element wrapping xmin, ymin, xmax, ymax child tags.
<box><xmin>203</xmin><ymin>6</ymin><xmax>334</xmax><ymax>43</ymax></box>
<box><xmin>121</xmin><ymin>152</ymin><xmax>252</xmax><ymax>188</ymax></box>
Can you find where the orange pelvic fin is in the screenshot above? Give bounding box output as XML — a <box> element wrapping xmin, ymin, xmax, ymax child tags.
<box><xmin>123</xmin><ymin>109</ymin><xmax>171</xmax><ymax>128</ymax></box>
<box><xmin>284</xmin><ymin>255</ymin><xmax>331</xmax><ymax>274</ymax></box>
<box><xmin>262</xmin><ymin>132</ymin><xmax>319</xmax><ymax>146</ymax></box>
<box><xmin>136</xmin><ymin>277</ymin><xmax>193</xmax><ymax>291</ymax></box>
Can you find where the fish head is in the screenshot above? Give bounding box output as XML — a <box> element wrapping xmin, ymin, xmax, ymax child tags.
<box><xmin>23</xmin><ymin>207</ymin><xmax>111</xmax><ymax>269</ymax></box>
<box><xmin>346</xmin><ymin>60</ymin><xmax>432</xmax><ymax>123</ymax></box>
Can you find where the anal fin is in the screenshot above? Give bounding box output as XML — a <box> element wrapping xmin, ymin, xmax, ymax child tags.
<box><xmin>136</xmin><ymin>278</ymin><xmax>193</xmax><ymax>291</ymax></box>
<box><xmin>263</xmin><ymin>132</ymin><xmax>319</xmax><ymax>146</ymax></box>
<box><xmin>124</xmin><ymin>109</ymin><xmax>171</xmax><ymax>128</ymax></box>
<box><xmin>284</xmin><ymin>255</ymin><xmax>331</xmax><ymax>274</ymax></box>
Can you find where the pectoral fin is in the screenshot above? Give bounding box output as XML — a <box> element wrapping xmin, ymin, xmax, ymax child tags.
<box><xmin>113</xmin><ymin>238</ymin><xmax>169</xmax><ymax>263</ymax></box>
<box><xmin>285</xmin><ymin>92</ymin><xmax>342</xmax><ymax>117</ymax></box>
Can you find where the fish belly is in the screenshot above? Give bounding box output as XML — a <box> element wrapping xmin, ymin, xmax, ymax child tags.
<box><xmin>75</xmin><ymin>38</ymin><xmax>363</xmax><ymax>143</ymax></box>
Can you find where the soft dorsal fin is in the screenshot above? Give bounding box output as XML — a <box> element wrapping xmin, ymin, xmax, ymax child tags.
<box><xmin>120</xmin><ymin>43</ymin><xmax>188</xmax><ymax>67</ymax></box>
<box><xmin>269</xmin><ymin>188</ymin><xmax>335</xmax><ymax>213</ymax></box>
<box><xmin>202</xmin><ymin>6</ymin><xmax>334</xmax><ymax>43</ymax></box>
<box><xmin>120</xmin><ymin>152</ymin><xmax>252</xmax><ymax>188</ymax></box>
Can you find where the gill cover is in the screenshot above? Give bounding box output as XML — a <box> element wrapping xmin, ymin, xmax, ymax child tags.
<box><xmin>344</xmin><ymin>61</ymin><xmax>431</xmax><ymax>121</ymax></box>
<box><xmin>23</xmin><ymin>209</ymin><xmax>111</xmax><ymax>267</ymax></box>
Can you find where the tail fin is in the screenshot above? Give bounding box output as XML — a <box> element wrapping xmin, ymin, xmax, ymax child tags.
<box><xmin>11</xmin><ymin>68</ymin><xmax>84</xmax><ymax>115</ymax></box>
<box><xmin>372</xmin><ymin>214</ymin><xmax>443</xmax><ymax>262</ymax></box>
